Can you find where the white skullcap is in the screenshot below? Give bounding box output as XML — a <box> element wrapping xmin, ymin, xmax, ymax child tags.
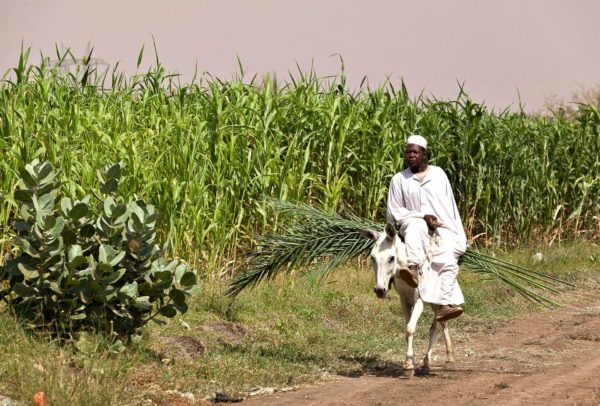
<box><xmin>406</xmin><ymin>134</ymin><xmax>427</xmax><ymax>149</ymax></box>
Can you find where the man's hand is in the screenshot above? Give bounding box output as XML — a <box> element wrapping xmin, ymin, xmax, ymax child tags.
<box><xmin>423</xmin><ymin>214</ymin><xmax>439</xmax><ymax>231</ymax></box>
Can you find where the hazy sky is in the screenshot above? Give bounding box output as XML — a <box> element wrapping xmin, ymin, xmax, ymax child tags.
<box><xmin>2</xmin><ymin>0</ymin><xmax>599</xmax><ymax>111</ymax></box>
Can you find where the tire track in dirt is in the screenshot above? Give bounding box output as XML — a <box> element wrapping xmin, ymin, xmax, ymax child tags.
<box><xmin>242</xmin><ymin>290</ymin><xmax>600</xmax><ymax>405</ymax></box>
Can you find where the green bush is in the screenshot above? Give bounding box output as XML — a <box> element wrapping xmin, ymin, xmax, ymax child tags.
<box><xmin>0</xmin><ymin>160</ymin><xmax>197</xmax><ymax>339</ymax></box>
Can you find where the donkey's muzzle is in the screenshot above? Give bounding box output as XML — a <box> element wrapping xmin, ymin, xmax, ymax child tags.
<box><xmin>374</xmin><ymin>287</ymin><xmax>387</xmax><ymax>298</ymax></box>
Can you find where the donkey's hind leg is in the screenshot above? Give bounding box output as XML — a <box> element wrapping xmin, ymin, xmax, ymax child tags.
<box><xmin>440</xmin><ymin>321</ymin><xmax>455</xmax><ymax>365</ymax></box>
<box><xmin>421</xmin><ymin>318</ymin><xmax>439</xmax><ymax>373</ymax></box>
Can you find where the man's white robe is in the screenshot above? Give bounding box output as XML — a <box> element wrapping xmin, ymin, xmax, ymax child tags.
<box><xmin>387</xmin><ymin>165</ymin><xmax>466</xmax><ymax>305</ymax></box>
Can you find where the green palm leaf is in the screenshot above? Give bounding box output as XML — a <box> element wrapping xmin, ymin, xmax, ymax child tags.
<box><xmin>227</xmin><ymin>201</ymin><xmax>573</xmax><ymax>307</ymax></box>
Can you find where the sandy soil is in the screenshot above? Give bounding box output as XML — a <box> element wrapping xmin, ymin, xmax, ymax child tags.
<box><xmin>242</xmin><ymin>290</ymin><xmax>600</xmax><ymax>406</ymax></box>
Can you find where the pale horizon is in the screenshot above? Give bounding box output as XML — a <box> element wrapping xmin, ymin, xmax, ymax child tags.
<box><xmin>2</xmin><ymin>0</ymin><xmax>599</xmax><ymax>112</ymax></box>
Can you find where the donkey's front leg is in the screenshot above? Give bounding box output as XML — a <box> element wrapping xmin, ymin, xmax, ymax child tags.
<box><xmin>404</xmin><ymin>298</ymin><xmax>424</xmax><ymax>370</ymax></box>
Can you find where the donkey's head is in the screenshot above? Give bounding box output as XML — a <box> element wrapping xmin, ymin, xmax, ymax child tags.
<box><xmin>360</xmin><ymin>223</ymin><xmax>409</xmax><ymax>298</ymax></box>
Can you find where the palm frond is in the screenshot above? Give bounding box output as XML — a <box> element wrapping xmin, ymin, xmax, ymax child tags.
<box><xmin>460</xmin><ymin>250</ymin><xmax>574</xmax><ymax>308</ymax></box>
<box><xmin>227</xmin><ymin>201</ymin><xmax>573</xmax><ymax>307</ymax></box>
<box><xmin>226</xmin><ymin>201</ymin><xmax>380</xmax><ymax>297</ymax></box>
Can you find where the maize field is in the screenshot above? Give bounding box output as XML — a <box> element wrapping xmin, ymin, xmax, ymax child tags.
<box><xmin>1</xmin><ymin>48</ymin><xmax>599</xmax><ymax>275</ymax></box>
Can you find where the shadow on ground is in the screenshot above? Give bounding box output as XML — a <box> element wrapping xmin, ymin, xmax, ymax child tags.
<box><xmin>336</xmin><ymin>355</ymin><xmax>406</xmax><ymax>378</ymax></box>
<box><xmin>336</xmin><ymin>355</ymin><xmax>464</xmax><ymax>379</ymax></box>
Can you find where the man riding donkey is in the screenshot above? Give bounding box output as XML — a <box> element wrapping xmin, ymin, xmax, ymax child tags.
<box><xmin>387</xmin><ymin>134</ymin><xmax>466</xmax><ymax>322</ymax></box>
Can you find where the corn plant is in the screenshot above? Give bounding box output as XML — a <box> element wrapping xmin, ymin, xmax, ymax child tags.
<box><xmin>0</xmin><ymin>46</ymin><xmax>598</xmax><ymax>276</ymax></box>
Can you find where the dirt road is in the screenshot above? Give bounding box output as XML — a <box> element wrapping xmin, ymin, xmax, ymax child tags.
<box><xmin>242</xmin><ymin>290</ymin><xmax>600</xmax><ymax>405</ymax></box>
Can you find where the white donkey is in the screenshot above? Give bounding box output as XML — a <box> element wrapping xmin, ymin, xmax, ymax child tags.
<box><xmin>360</xmin><ymin>223</ymin><xmax>455</xmax><ymax>375</ymax></box>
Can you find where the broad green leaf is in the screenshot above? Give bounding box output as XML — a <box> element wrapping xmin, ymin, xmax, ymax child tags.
<box><xmin>159</xmin><ymin>305</ymin><xmax>177</xmax><ymax>318</ymax></box>
<box><xmin>49</xmin><ymin>282</ymin><xmax>62</xmax><ymax>294</ymax></box>
<box><xmin>68</xmin><ymin>244</ymin><xmax>83</xmax><ymax>261</ymax></box>
<box><xmin>133</xmin><ymin>296</ymin><xmax>152</xmax><ymax>310</ymax></box>
<box><xmin>180</xmin><ymin>272</ymin><xmax>196</xmax><ymax>287</ymax></box>
<box><xmin>60</xmin><ymin>197</ymin><xmax>73</xmax><ymax>216</ymax></box>
<box><xmin>70</xmin><ymin>203</ymin><xmax>89</xmax><ymax>220</ymax></box>
<box><xmin>98</xmin><ymin>244</ymin><xmax>108</xmax><ymax>263</ymax></box>
<box><xmin>42</xmin><ymin>215</ymin><xmax>56</xmax><ymax>232</ymax></box>
<box><xmin>109</xmin><ymin>250</ymin><xmax>126</xmax><ymax>267</ymax></box>
<box><xmin>174</xmin><ymin>264</ymin><xmax>186</xmax><ymax>283</ymax></box>
<box><xmin>62</xmin><ymin>228</ymin><xmax>77</xmax><ymax>244</ymax></box>
<box><xmin>19</xmin><ymin>168</ymin><xmax>36</xmax><ymax>188</ymax></box>
<box><xmin>14</xmin><ymin>189</ymin><xmax>32</xmax><ymax>203</ymax></box>
<box><xmin>119</xmin><ymin>282</ymin><xmax>138</xmax><ymax>299</ymax></box>
<box><xmin>18</xmin><ymin>263</ymin><xmax>39</xmax><ymax>280</ymax></box>
<box><xmin>16</xmin><ymin>236</ymin><xmax>40</xmax><ymax>258</ymax></box>
<box><xmin>36</xmin><ymin>161</ymin><xmax>53</xmax><ymax>182</ymax></box>
<box><xmin>105</xmin><ymin>163</ymin><xmax>121</xmax><ymax>180</ymax></box>
<box><xmin>98</xmin><ymin>263</ymin><xmax>114</xmax><ymax>274</ymax></box>
<box><xmin>79</xmin><ymin>224</ymin><xmax>95</xmax><ymax>238</ymax></box>
<box><xmin>49</xmin><ymin>216</ymin><xmax>65</xmax><ymax>238</ymax></box>
<box><xmin>38</xmin><ymin>193</ymin><xmax>55</xmax><ymax>212</ymax></box>
<box><xmin>112</xmin><ymin>204</ymin><xmax>127</xmax><ymax>221</ymax></box>
<box><xmin>101</xmin><ymin>178</ymin><xmax>118</xmax><ymax>194</ymax></box>
<box><xmin>14</xmin><ymin>220</ymin><xmax>30</xmax><ymax>232</ymax></box>
<box><xmin>103</xmin><ymin>196</ymin><xmax>116</xmax><ymax>217</ymax></box>
<box><xmin>169</xmin><ymin>289</ymin><xmax>185</xmax><ymax>304</ymax></box>
<box><xmin>102</xmin><ymin>268</ymin><xmax>126</xmax><ymax>284</ymax></box>
<box><xmin>12</xmin><ymin>282</ymin><xmax>37</xmax><ymax>296</ymax></box>
<box><xmin>173</xmin><ymin>302</ymin><xmax>188</xmax><ymax>314</ymax></box>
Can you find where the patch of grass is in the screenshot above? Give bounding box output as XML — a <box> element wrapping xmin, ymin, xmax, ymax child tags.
<box><xmin>0</xmin><ymin>313</ymin><xmax>134</xmax><ymax>405</ymax></box>
<box><xmin>0</xmin><ymin>240</ymin><xmax>598</xmax><ymax>403</ymax></box>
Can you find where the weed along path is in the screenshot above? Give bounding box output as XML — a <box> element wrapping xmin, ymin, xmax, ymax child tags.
<box><xmin>242</xmin><ymin>289</ymin><xmax>600</xmax><ymax>406</ymax></box>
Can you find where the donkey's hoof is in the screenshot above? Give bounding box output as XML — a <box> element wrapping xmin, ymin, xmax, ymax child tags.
<box><xmin>415</xmin><ymin>365</ymin><xmax>431</xmax><ymax>376</ymax></box>
<box><xmin>401</xmin><ymin>368</ymin><xmax>414</xmax><ymax>378</ymax></box>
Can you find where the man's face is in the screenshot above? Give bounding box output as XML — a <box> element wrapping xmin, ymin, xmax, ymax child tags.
<box><xmin>404</xmin><ymin>143</ymin><xmax>426</xmax><ymax>169</ymax></box>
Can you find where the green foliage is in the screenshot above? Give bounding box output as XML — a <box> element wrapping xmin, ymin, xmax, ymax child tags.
<box><xmin>0</xmin><ymin>46</ymin><xmax>599</xmax><ymax>275</ymax></box>
<box><xmin>0</xmin><ymin>160</ymin><xmax>196</xmax><ymax>339</ymax></box>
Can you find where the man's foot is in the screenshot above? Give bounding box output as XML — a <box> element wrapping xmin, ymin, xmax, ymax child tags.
<box><xmin>435</xmin><ymin>305</ymin><xmax>463</xmax><ymax>322</ymax></box>
<box><xmin>397</xmin><ymin>264</ymin><xmax>419</xmax><ymax>288</ymax></box>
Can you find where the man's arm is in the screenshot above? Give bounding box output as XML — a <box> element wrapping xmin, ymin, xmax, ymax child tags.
<box><xmin>386</xmin><ymin>175</ymin><xmax>426</xmax><ymax>224</ymax></box>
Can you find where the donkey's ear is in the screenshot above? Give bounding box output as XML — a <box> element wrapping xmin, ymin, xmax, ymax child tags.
<box><xmin>359</xmin><ymin>229</ymin><xmax>379</xmax><ymax>241</ymax></box>
<box><xmin>385</xmin><ymin>223</ymin><xmax>397</xmax><ymax>241</ymax></box>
